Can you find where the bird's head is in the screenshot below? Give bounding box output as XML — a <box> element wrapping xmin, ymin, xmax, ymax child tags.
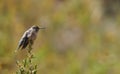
<box><xmin>32</xmin><ymin>25</ymin><xmax>45</xmax><ymax>32</ymax></box>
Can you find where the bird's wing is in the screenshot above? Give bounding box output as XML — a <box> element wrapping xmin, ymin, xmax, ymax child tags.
<box><xmin>17</xmin><ymin>31</ymin><xmax>29</xmax><ymax>50</ymax></box>
<box><xmin>21</xmin><ymin>37</ymin><xmax>29</xmax><ymax>49</ymax></box>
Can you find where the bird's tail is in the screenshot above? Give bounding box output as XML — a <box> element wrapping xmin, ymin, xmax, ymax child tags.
<box><xmin>14</xmin><ymin>45</ymin><xmax>20</xmax><ymax>53</ymax></box>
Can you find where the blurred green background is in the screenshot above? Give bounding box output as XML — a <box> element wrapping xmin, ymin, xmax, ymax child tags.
<box><xmin>0</xmin><ymin>0</ymin><xmax>120</xmax><ymax>74</ymax></box>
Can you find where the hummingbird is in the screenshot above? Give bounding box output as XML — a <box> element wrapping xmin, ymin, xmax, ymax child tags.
<box><xmin>15</xmin><ymin>25</ymin><xmax>45</xmax><ymax>52</ymax></box>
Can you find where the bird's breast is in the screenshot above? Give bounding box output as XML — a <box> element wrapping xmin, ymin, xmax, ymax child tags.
<box><xmin>29</xmin><ymin>32</ymin><xmax>37</xmax><ymax>41</ymax></box>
